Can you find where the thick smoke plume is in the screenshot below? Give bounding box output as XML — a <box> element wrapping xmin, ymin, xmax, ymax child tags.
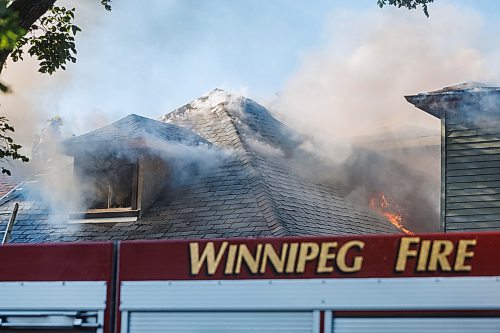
<box><xmin>275</xmin><ymin>4</ymin><xmax>492</xmax><ymax>232</ymax></box>
<box><xmin>1</xmin><ymin>2</ymin><xmax>497</xmax><ymax>233</ymax></box>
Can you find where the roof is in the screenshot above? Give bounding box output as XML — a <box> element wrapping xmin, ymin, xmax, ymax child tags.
<box><xmin>64</xmin><ymin>113</ymin><xmax>210</xmax><ymax>154</ymax></box>
<box><xmin>0</xmin><ymin>89</ymin><xmax>400</xmax><ymax>243</ymax></box>
<box><xmin>0</xmin><ymin>173</ymin><xmax>21</xmax><ymax>199</ymax></box>
<box><xmin>405</xmin><ymin>82</ymin><xmax>500</xmax><ymax>118</ymax></box>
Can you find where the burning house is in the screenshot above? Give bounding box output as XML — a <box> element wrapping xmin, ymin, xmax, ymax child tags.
<box><xmin>0</xmin><ymin>89</ymin><xmax>401</xmax><ymax>243</ymax></box>
<box><xmin>4</xmin><ymin>86</ymin><xmax>500</xmax><ymax>333</ymax></box>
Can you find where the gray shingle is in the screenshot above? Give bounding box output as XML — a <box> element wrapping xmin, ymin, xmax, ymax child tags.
<box><xmin>1</xmin><ymin>89</ymin><xmax>401</xmax><ymax>244</ymax></box>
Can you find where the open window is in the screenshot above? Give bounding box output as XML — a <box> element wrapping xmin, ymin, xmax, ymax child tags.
<box><xmin>85</xmin><ymin>163</ymin><xmax>136</xmax><ymax>210</ymax></box>
<box><xmin>69</xmin><ymin>157</ymin><xmax>139</xmax><ymax>222</ymax></box>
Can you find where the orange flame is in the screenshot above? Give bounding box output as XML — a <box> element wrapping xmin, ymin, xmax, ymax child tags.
<box><xmin>369</xmin><ymin>193</ymin><xmax>414</xmax><ymax>235</ymax></box>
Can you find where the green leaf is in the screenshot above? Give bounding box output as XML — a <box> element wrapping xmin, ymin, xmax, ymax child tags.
<box><xmin>0</xmin><ymin>81</ymin><xmax>10</xmax><ymax>93</ymax></box>
<box><xmin>71</xmin><ymin>25</ymin><xmax>81</xmax><ymax>35</ymax></box>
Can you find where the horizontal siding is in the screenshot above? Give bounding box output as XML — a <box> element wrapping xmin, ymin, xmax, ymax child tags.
<box><xmin>447</xmin><ymin>201</ymin><xmax>500</xmax><ymax>210</ymax></box>
<box><xmin>447</xmin><ymin>193</ymin><xmax>500</xmax><ymax>203</ymax></box>
<box><xmin>448</xmin><ymin>127</ymin><xmax>500</xmax><ymax>138</ymax></box>
<box><xmin>447</xmin><ymin>221</ymin><xmax>500</xmax><ymax>230</ymax></box>
<box><xmin>447</xmin><ymin>181</ymin><xmax>500</xmax><ymax>190</ymax></box>
<box><xmin>447</xmin><ymin>147</ymin><xmax>500</xmax><ymax>157</ymax></box>
<box><xmin>448</xmin><ymin>226</ymin><xmax>500</xmax><ymax>232</ymax></box>
<box><xmin>448</xmin><ymin>154</ymin><xmax>500</xmax><ymax>164</ymax></box>
<box><xmin>447</xmin><ymin>174</ymin><xmax>500</xmax><ymax>183</ymax></box>
<box><xmin>446</xmin><ymin>188</ymin><xmax>500</xmax><ymax>203</ymax></box>
<box><xmin>446</xmin><ymin>214</ymin><xmax>500</xmax><ymax>223</ymax></box>
<box><xmin>445</xmin><ymin>120</ymin><xmax>500</xmax><ymax>232</ymax></box>
<box><xmin>449</xmin><ymin>135</ymin><xmax>500</xmax><ymax>144</ymax></box>
<box><xmin>447</xmin><ymin>140</ymin><xmax>500</xmax><ymax>151</ymax></box>
<box><xmin>446</xmin><ymin>207</ymin><xmax>500</xmax><ymax>217</ymax></box>
<box><xmin>447</xmin><ymin>160</ymin><xmax>500</xmax><ymax>170</ymax></box>
<box><xmin>447</xmin><ymin>167</ymin><xmax>500</xmax><ymax>176</ymax></box>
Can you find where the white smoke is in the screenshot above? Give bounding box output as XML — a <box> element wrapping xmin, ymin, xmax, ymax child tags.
<box><xmin>276</xmin><ymin>3</ymin><xmax>486</xmax><ymax>161</ymax></box>
<box><xmin>271</xmin><ymin>3</ymin><xmax>497</xmax><ymax>232</ymax></box>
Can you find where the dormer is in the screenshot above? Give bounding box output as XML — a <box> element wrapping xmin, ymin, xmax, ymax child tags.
<box><xmin>63</xmin><ymin>114</ymin><xmax>210</xmax><ymax>223</ymax></box>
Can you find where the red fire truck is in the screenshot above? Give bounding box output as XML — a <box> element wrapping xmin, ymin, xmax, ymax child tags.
<box><xmin>1</xmin><ymin>232</ymin><xmax>500</xmax><ymax>332</ymax></box>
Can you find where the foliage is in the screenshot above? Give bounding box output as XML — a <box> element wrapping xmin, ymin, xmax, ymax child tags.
<box><xmin>0</xmin><ymin>2</ymin><xmax>23</xmax><ymax>52</ymax></box>
<box><xmin>11</xmin><ymin>6</ymin><xmax>80</xmax><ymax>74</ymax></box>
<box><xmin>0</xmin><ymin>1</ymin><xmax>23</xmax><ymax>92</ymax></box>
<box><xmin>0</xmin><ymin>116</ymin><xmax>28</xmax><ymax>175</ymax></box>
<box><xmin>377</xmin><ymin>0</ymin><xmax>434</xmax><ymax>17</ymax></box>
<box><xmin>0</xmin><ymin>0</ymin><xmax>111</xmax><ymax>175</ymax></box>
<box><xmin>101</xmin><ymin>0</ymin><xmax>112</xmax><ymax>12</ymax></box>
<box><xmin>6</xmin><ymin>0</ymin><xmax>112</xmax><ymax>75</ymax></box>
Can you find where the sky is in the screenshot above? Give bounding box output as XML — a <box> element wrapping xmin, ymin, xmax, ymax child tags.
<box><xmin>2</xmin><ymin>0</ymin><xmax>500</xmax><ymax>144</ymax></box>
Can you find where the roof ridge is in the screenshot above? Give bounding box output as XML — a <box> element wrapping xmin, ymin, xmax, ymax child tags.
<box><xmin>246</xmin><ymin>154</ymin><xmax>301</xmax><ymax>235</ymax></box>
<box><xmin>220</xmin><ymin>95</ymin><xmax>253</xmax><ymax>153</ymax></box>
<box><xmin>242</xmin><ymin>158</ymin><xmax>289</xmax><ymax>236</ymax></box>
<box><xmin>215</xmin><ymin>99</ymin><xmax>290</xmax><ymax>235</ymax></box>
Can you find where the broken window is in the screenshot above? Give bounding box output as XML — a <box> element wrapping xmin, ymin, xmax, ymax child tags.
<box><xmin>75</xmin><ymin>158</ymin><xmax>138</xmax><ymax>214</ymax></box>
<box><xmin>86</xmin><ymin>164</ymin><xmax>135</xmax><ymax>210</ymax></box>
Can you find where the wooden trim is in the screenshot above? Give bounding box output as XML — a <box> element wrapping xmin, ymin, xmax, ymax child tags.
<box><xmin>136</xmin><ymin>156</ymin><xmax>144</xmax><ymax>214</ymax></box>
<box><xmin>131</xmin><ymin>161</ymin><xmax>139</xmax><ymax>210</ymax></box>
<box><xmin>69</xmin><ymin>209</ymin><xmax>140</xmax><ymax>220</ymax></box>
<box><xmin>441</xmin><ymin>113</ymin><xmax>447</xmax><ymax>232</ymax></box>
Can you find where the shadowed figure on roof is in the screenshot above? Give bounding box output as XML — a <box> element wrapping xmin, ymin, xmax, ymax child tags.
<box><xmin>32</xmin><ymin>116</ymin><xmax>64</xmax><ymax>164</ymax></box>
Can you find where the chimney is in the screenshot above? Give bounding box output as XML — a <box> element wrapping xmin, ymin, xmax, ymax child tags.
<box><xmin>406</xmin><ymin>83</ymin><xmax>500</xmax><ymax>232</ymax></box>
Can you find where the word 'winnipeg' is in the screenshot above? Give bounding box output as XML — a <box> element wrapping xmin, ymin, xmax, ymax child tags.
<box><xmin>189</xmin><ymin>241</ymin><xmax>364</xmax><ymax>275</ymax></box>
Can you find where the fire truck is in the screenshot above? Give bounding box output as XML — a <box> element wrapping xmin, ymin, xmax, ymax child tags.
<box><xmin>1</xmin><ymin>232</ymin><xmax>500</xmax><ymax>332</ymax></box>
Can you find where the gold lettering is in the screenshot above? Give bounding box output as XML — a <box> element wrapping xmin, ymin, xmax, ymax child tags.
<box><xmin>296</xmin><ymin>242</ymin><xmax>320</xmax><ymax>273</ymax></box>
<box><xmin>337</xmin><ymin>240</ymin><xmax>364</xmax><ymax>273</ymax></box>
<box><xmin>416</xmin><ymin>240</ymin><xmax>431</xmax><ymax>272</ymax></box>
<box><xmin>317</xmin><ymin>242</ymin><xmax>338</xmax><ymax>273</ymax></box>
<box><xmin>395</xmin><ymin>237</ymin><xmax>420</xmax><ymax>272</ymax></box>
<box><xmin>428</xmin><ymin>240</ymin><xmax>453</xmax><ymax>271</ymax></box>
<box><xmin>285</xmin><ymin>243</ymin><xmax>299</xmax><ymax>273</ymax></box>
<box><xmin>235</xmin><ymin>244</ymin><xmax>263</xmax><ymax>274</ymax></box>
<box><xmin>454</xmin><ymin>239</ymin><xmax>477</xmax><ymax>271</ymax></box>
<box><xmin>189</xmin><ymin>241</ymin><xmax>228</xmax><ymax>275</ymax></box>
<box><xmin>224</xmin><ymin>244</ymin><xmax>238</xmax><ymax>275</ymax></box>
<box><xmin>260</xmin><ymin>243</ymin><xmax>288</xmax><ymax>274</ymax></box>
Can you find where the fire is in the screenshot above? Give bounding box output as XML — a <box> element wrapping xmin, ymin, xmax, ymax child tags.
<box><xmin>369</xmin><ymin>193</ymin><xmax>414</xmax><ymax>235</ymax></box>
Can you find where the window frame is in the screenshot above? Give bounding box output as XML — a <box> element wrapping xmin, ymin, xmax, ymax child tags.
<box><xmin>69</xmin><ymin>159</ymin><xmax>140</xmax><ymax>222</ymax></box>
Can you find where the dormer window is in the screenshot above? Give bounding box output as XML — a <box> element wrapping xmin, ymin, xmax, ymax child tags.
<box><xmin>63</xmin><ymin>114</ymin><xmax>209</xmax><ymax>223</ymax></box>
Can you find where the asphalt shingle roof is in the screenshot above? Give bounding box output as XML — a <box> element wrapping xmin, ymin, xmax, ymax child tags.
<box><xmin>0</xmin><ymin>89</ymin><xmax>400</xmax><ymax>243</ymax></box>
<box><xmin>64</xmin><ymin>113</ymin><xmax>210</xmax><ymax>153</ymax></box>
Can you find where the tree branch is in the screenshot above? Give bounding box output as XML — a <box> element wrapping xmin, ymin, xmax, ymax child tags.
<box><xmin>0</xmin><ymin>0</ymin><xmax>56</xmax><ymax>72</ymax></box>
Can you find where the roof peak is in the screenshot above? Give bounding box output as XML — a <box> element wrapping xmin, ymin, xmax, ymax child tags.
<box><xmin>207</xmin><ymin>87</ymin><xmax>228</xmax><ymax>94</ymax></box>
<box><xmin>64</xmin><ymin>113</ymin><xmax>209</xmax><ymax>155</ymax></box>
<box><xmin>161</xmin><ymin>88</ymin><xmax>304</xmax><ymax>155</ymax></box>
